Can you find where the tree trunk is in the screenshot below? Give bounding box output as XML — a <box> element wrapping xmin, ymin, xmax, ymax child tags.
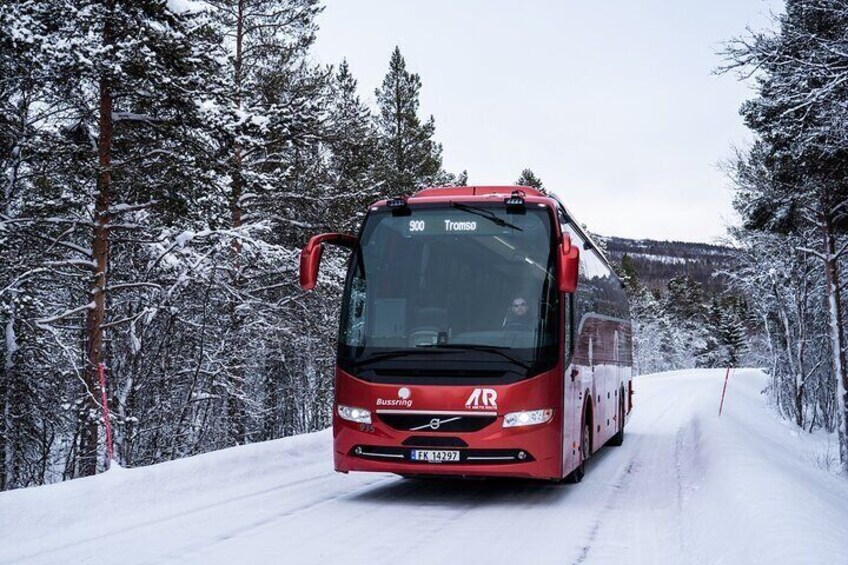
<box><xmin>227</xmin><ymin>0</ymin><xmax>246</xmax><ymax>445</ymax></box>
<box><xmin>80</xmin><ymin>2</ymin><xmax>114</xmax><ymax>476</ymax></box>
<box><xmin>0</xmin><ymin>372</ymin><xmax>8</xmax><ymax>491</ymax></box>
<box><xmin>263</xmin><ymin>359</ymin><xmax>281</xmax><ymax>440</ymax></box>
<box><xmin>774</xmin><ymin>281</ymin><xmax>803</xmax><ymax>426</ymax></box>
<box><xmin>1</xmin><ymin>259</ymin><xmax>16</xmax><ymax>490</ymax></box>
<box><xmin>821</xmin><ymin>213</ymin><xmax>848</xmax><ymax>474</ymax></box>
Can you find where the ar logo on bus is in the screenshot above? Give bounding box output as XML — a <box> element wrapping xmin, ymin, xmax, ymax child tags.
<box><xmin>466</xmin><ymin>388</ymin><xmax>497</xmax><ymax>409</ymax></box>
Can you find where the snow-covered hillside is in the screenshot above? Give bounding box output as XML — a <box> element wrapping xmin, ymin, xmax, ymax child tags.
<box><xmin>601</xmin><ymin>236</ymin><xmax>736</xmax><ymax>296</ymax></box>
<box><xmin>1</xmin><ymin>369</ymin><xmax>846</xmax><ymax>565</ymax></box>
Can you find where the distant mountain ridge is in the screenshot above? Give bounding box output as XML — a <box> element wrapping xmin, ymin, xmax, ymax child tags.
<box><xmin>599</xmin><ymin>235</ymin><xmax>737</xmax><ymax>296</ymax></box>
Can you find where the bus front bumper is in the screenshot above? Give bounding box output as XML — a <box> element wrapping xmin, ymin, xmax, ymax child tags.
<box><xmin>333</xmin><ymin>416</ymin><xmax>562</xmax><ymax>480</ymax></box>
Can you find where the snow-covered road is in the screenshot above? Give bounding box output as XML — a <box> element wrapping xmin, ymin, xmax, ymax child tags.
<box><xmin>2</xmin><ymin>369</ymin><xmax>847</xmax><ymax>565</ymax></box>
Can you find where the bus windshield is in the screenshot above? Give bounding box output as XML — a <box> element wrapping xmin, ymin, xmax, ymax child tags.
<box><xmin>338</xmin><ymin>203</ymin><xmax>559</xmax><ymax>384</ymax></box>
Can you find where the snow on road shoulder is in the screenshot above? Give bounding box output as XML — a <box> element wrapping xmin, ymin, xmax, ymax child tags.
<box><xmin>664</xmin><ymin>369</ymin><xmax>848</xmax><ymax>565</ymax></box>
<box><xmin>0</xmin><ymin>428</ymin><xmax>334</xmax><ymax>564</ymax></box>
<box><xmin>1</xmin><ymin>369</ymin><xmax>847</xmax><ymax>565</ymax></box>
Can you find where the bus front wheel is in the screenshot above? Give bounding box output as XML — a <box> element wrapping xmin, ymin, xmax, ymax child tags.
<box><xmin>565</xmin><ymin>420</ymin><xmax>590</xmax><ymax>483</ymax></box>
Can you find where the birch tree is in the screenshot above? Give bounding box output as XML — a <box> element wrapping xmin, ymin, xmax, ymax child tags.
<box><xmin>723</xmin><ymin>228</ymin><xmax>831</xmax><ymax>429</ymax></box>
<box><xmin>725</xmin><ymin>0</ymin><xmax>848</xmax><ymax>471</ymax></box>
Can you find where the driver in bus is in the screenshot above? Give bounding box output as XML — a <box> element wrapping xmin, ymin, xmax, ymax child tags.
<box><xmin>503</xmin><ymin>296</ymin><xmax>532</xmax><ymax>329</ymax></box>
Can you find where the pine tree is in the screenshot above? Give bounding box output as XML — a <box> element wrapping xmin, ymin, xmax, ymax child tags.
<box><xmin>198</xmin><ymin>0</ymin><xmax>324</xmax><ymax>446</ymax></box>
<box><xmin>629</xmin><ymin>286</ymin><xmax>675</xmax><ymax>374</ymax></box>
<box><xmin>374</xmin><ymin>47</ymin><xmax>443</xmax><ymax>194</ymax></box>
<box><xmin>0</xmin><ymin>1</ymin><xmax>64</xmax><ymax>489</ymax></box>
<box><xmin>665</xmin><ymin>277</ymin><xmax>705</xmax><ymax>322</ymax></box>
<box><xmin>325</xmin><ymin>59</ymin><xmax>380</xmax><ymax>233</ymax></box>
<box><xmin>720</xmin><ymin>307</ymin><xmax>748</xmax><ymax>367</ymax></box>
<box><xmin>698</xmin><ymin>299</ymin><xmax>728</xmax><ymax>368</ymax></box>
<box><xmin>618</xmin><ymin>254</ymin><xmax>641</xmax><ymax>292</ymax></box>
<box><xmin>26</xmin><ymin>0</ymin><xmax>223</xmax><ymax>476</ymax></box>
<box><xmin>516</xmin><ymin>168</ymin><xmax>544</xmax><ymax>190</ymax></box>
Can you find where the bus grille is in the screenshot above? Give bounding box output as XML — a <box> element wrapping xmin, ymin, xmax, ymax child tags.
<box><xmin>377</xmin><ymin>413</ymin><xmax>497</xmax><ymax>433</ymax></box>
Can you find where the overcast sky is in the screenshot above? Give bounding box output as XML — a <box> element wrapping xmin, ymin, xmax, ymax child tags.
<box><xmin>311</xmin><ymin>1</ymin><xmax>782</xmax><ymax>243</ymax></box>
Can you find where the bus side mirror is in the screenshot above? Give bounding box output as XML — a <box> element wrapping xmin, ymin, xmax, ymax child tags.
<box><xmin>299</xmin><ymin>233</ymin><xmax>357</xmax><ymax>291</ymax></box>
<box><xmin>558</xmin><ymin>234</ymin><xmax>579</xmax><ymax>293</ymax></box>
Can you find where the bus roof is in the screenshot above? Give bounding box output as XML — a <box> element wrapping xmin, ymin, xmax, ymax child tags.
<box><xmin>411</xmin><ymin>185</ymin><xmax>546</xmax><ymax>199</ymax></box>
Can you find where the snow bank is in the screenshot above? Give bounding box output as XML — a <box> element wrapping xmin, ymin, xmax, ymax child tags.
<box><xmin>0</xmin><ymin>429</ymin><xmax>331</xmax><ymax>564</ymax></box>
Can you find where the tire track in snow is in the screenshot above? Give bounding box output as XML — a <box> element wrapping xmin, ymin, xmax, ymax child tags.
<box><xmin>672</xmin><ymin>416</ymin><xmax>705</xmax><ymax>562</ymax></box>
<box><xmin>4</xmin><ymin>469</ymin><xmax>350</xmax><ymax>565</ymax></box>
<box><xmin>569</xmin><ymin>456</ymin><xmax>641</xmax><ymax>565</ymax></box>
<box><xmin>400</xmin><ymin>479</ymin><xmax>542</xmax><ymax>558</ymax></box>
<box><xmin>565</xmin><ymin>384</ymin><xmax>677</xmax><ymax>564</ymax></box>
<box><xmin>388</xmin><ymin>481</ymin><xmax>489</xmax><ymax>554</ymax></box>
<box><xmin>567</xmin><ymin>377</ymin><xmax>706</xmax><ymax>565</ymax></box>
<box><xmin>328</xmin><ymin>476</ymin><xmax>535</xmax><ymax>563</ymax></box>
<box><xmin>153</xmin><ymin>475</ymin><xmax>394</xmax><ymax>565</ymax></box>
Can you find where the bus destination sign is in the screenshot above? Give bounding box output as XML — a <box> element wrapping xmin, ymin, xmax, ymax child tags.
<box><xmin>405</xmin><ymin>218</ymin><xmax>484</xmax><ymax>235</ymax></box>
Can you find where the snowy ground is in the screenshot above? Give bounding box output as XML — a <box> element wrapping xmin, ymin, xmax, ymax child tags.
<box><xmin>1</xmin><ymin>369</ymin><xmax>847</xmax><ymax>565</ymax></box>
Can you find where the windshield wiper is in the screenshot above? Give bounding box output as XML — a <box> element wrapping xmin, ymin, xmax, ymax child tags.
<box><xmin>352</xmin><ymin>349</ymin><xmax>454</xmax><ymax>367</ymax></box>
<box><xmin>450</xmin><ymin>203</ymin><xmax>523</xmax><ymax>231</ymax></box>
<box><xmin>416</xmin><ymin>344</ymin><xmax>531</xmax><ymax>370</ymax></box>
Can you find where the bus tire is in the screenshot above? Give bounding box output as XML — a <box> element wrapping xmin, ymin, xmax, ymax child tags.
<box><xmin>565</xmin><ymin>414</ymin><xmax>591</xmax><ymax>483</ymax></box>
<box><xmin>609</xmin><ymin>395</ymin><xmax>625</xmax><ymax>446</ymax></box>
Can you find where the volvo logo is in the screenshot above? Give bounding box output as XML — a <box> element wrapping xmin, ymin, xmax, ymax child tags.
<box><xmin>410</xmin><ymin>415</ymin><xmax>462</xmax><ymax>432</ymax></box>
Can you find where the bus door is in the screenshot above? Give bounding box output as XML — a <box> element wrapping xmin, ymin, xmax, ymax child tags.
<box><xmin>563</xmin><ymin>293</ymin><xmax>582</xmax><ymax>474</ymax></box>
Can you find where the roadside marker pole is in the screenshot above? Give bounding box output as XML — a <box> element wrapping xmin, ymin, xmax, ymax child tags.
<box><xmin>98</xmin><ymin>362</ymin><xmax>115</xmax><ymax>468</ymax></box>
<box><xmin>718</xmin><ymin>366</ymin><xmax>734</xmax><ymax>417</ymax></box>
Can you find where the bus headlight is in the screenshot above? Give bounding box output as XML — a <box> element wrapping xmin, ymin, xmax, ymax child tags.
<box><xmin>503</xmin><ymin>409</ymin><xmax>554</xmax><ymax>428</ymax></box>
<box><xmin>337</xmin><ymin>405</ymin><xmax>372</xmax><ymax>424</ymax></box>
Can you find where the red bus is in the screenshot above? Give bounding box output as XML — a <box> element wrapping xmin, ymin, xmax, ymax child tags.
<box><xmin>300</xmin><ymin>186</ymin><xmax>632</xmax><ymax>482</ymax></box>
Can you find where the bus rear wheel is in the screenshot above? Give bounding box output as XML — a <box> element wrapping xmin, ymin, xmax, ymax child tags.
<box><xmin>609</xmin><ymin>396</ymin><xmax>625</xmax><ymax>446</ymax></box>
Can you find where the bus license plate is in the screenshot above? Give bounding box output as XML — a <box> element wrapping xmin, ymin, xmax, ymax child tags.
<box><xmin>410</xmin><ymin>450</ymin><xmax>460</xmax><ymax>463</ymax></box>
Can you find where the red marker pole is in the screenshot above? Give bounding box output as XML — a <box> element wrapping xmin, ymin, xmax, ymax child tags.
<box><xmin>719</xmin><ymin>366</ymin><xmax>734</xmax><ymax>417</ymax></box>
<box><xmin>98</xmin><ymin>362</ymin><xmax>115</xmax><ymax>468</ymax></box>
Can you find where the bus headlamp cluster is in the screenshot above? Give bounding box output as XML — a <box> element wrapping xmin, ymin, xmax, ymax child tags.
<box><xmin>337</xmin><ymin>405</ymin><xmax>372</xmax><ymax>424</ymax></box>
<box><xmin>503</xmin><ymin>409</ymin><xmax>554</xmax><ymax>428</ymax></box>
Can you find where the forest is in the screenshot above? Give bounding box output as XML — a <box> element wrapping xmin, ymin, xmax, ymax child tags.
<box><xmin>1</xmin><ymin>0</ymin><xmax>847</xmax><ymax>491</ymax></box>
<box><xmin>0</xmin><ymin>0</ymin><xmax>462</xmax><ymax>489</ymax></box>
